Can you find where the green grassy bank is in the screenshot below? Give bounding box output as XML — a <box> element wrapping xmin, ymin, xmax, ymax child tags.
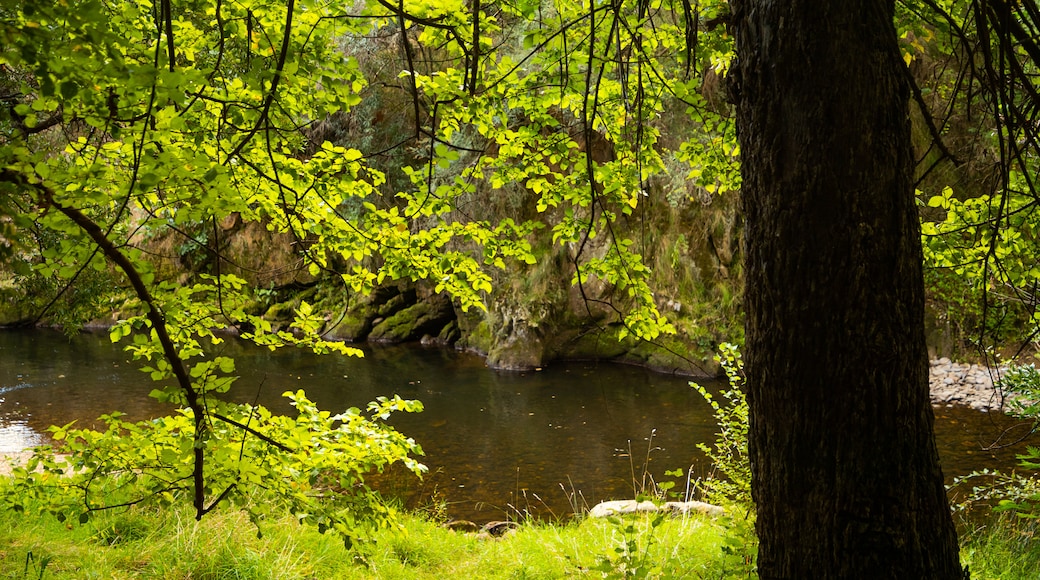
<box><xmin>0</xmin><ymin>502</ymin><xmax>1036</xmax><ymax>579</ymax></box>
<box><xmin>0</xmin><ymin>504</ymin><xmax>752</xmax><ymax>579</ymax></box>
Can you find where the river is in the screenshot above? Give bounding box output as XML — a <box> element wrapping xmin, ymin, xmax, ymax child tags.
<box><xmin>0</xmin><ymin>329</ymin><xmax>1030</xmax><ymax>521</ymax></box>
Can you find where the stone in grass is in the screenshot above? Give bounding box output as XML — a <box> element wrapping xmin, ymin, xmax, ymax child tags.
<box><xmin>477</xmin><ymin>520</ymin><xmax>520</xmax><ymax>539</ymax></box>
<box><xmin>588</xmin><ymin>499</ymin><xmax>725</xmax><ymax>518</ymax></box>
<box><xmin>443</xmin><ymin>520</ymin><xmax>480</xmax><ymax>533</ymax></box>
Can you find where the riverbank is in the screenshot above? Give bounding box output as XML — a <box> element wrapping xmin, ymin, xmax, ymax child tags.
<box><xmin>0</xmin><ymin>485</ymin><xmax>1034</xmax><ymax>579</ymax></box>
<box><xmin>0</xmin><ymin>500</ymin><xmax>756</xmax><ymax>578</ymax></box>
<box><xmin>0</xmin><ymin>452</ymin><xmax>60</xmax><ymax>477</ymax></box>
<box><xmin>929</xmin><ymin>358</ymin><xmax>1024</xmax><ymax>412</ymax></box>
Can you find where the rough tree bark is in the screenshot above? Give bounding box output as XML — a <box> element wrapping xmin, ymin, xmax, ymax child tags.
<box><xmin>730</xmin><ymin>0</ymin><xmax>964</xmax><ymax>577</ymax></box>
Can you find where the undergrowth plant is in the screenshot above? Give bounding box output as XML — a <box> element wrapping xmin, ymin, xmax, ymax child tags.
<box><xmin>592</xmin><ymin>511</ymin><xmax>669</xmax><ymax>579</ymax></box>
<box><xmin>691</xmin><ymin>343</ymin><xmax>751</xmax><ymax>508</ymax></box>
<box><xmin>959</xmin><ymin>510</ymin><xmax>1040</xmax><ymax>580</ymax></box>
<box><xmin>1001</xmin><ymin>362</ymin><xmax>1040</xmax><ymax>421</ymax></box>
<box><xmin>2</xmin><ymin>390</ymin><xmax>426</xmax><ymax>548</ymax></box>
<box><xmin>685</xmin><ymin>343</ymin><xmax>758</xmax><ymax>578</ymax></box>
<box><xmin>21</xmin><ymin>552</ymin><xmax>51</xmax><ymax>580</ymax></box>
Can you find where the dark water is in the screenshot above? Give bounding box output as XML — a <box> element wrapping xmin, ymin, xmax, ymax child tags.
<box><xmin>0</xmin><ymin>329</ymin><xmax>1031</xmax><ymax>521</ymax></box>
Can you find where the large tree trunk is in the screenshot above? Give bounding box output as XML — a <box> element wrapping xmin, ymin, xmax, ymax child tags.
<box><xmin>730</xmin><ymin>1</ymin><xmax>963</xmax><ymax>577</ymax></box>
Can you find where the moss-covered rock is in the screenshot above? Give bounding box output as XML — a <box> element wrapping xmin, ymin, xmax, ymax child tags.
<box><xmin>554</xmin><ymin>327</ymin><xmax>633</xmax><ymax>361</ymax></box>
<box><xmin>325</xmin><ymin>286</ymin><xmax>415</xmax><ymax>341</ymax></box>
<box><xmin>368</xmin><ymin>293</ymin><xmax>455</xmax><ymax>343</ymax></box>
<box><xmin>486</xmin><ymin>325</ymin><xmax>546</xmax><ymax>371</ymax></box>
<box><xmin>455</xmin><ymin>315</ymin><xmax>493</xmax><ymax>355</ymax></box>
<box><xmin>421</xmin><ymin>319</ymin><xmax>461</xmax><ymax>346</ymax></box>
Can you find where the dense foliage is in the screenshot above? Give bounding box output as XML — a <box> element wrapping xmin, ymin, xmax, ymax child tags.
<box><xmin>907</xmin><ymin>0</ymin><xmax>1040</xmax><ymax>355</ymax></box>
<box><xmin>0</xmin><ymin>0</ymin><xmax>736</xmax><ymax>540</ymax></box>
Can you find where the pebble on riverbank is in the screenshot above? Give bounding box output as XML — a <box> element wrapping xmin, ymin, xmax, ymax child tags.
<box><xmin>929</xmin><ymin>357</ymin><xmax>1027</xmax><ymax>413</ymax></box>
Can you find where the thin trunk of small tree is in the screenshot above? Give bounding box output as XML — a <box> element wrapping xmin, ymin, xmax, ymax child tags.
<box><xmin>730</xmin><ymin>0</ymin><xmax>964</xmax><ymax>577</ymax></box>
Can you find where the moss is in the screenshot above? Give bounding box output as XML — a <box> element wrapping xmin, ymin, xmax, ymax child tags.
<box><xmin>322</xmin><ymin>286</ymin><xmax>418</xmax><ymax>341</ymax></box>
<box><xmin>458</xmin><ymin>317</ymin><xmax>494</xmax><ymax>355</ymax></box>
<box><xmin>485</xmin><ymin>327</ymin><xmax>546</xmax><ymax>370</ymax></box>
<box><xmin>369</xmin><ymin>294</ymin><xmax>455</xmax><ymax>343</ymax></box>
<box><xmin>376</xmin><ymin>291</ymin><xmax>412</xmax><ymax>318</ymax></box>
<box><xmin>436</xmin><ymin>320</ymin><xmax>461</xmax><ymax>344</ymax></box>
<box><xmin>556</xmin><ymin>327</ymin><xmax>632</xmax><ymax>360</ymax></box>
<box><xmin>263</xmin><ymin>301</ymin><xmax>297</xmax><ymax>323</ymax></box>
<box><xmin>326</xmin><ymin>310</ymin><xmax>372</xmax><ymax>341</ymax></box>
<box><xmin>0</xmin><ymin>287</ymin><xmax>31</xmax><ymax>325</ymax></box>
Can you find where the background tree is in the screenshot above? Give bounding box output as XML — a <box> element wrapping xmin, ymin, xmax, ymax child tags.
<box><xmin>732</xmin><ymin>0</ymin><xmax>963</xmax><ymax>576</ymax></box>
<box><xmin>913</xmin><ymin>0</ymin><xmax>1040</xmax><ymax>361</ymax></box>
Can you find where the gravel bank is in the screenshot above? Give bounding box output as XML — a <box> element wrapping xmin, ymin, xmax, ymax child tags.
<box><xmin>929</xmin><ymin>357</ymin><xmax>1024</xmax><ymax>412</ymax></box>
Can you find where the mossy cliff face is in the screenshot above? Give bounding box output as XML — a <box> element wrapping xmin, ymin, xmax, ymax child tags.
<box><xmin>130</xmin><ymin>212</ymin><xmax>316</xmax><ymax>290</ymax></box>
<box><xmin>2</xmin><ymin>133</ymin><xmax>741</xmax><ymax>377</ymax></box>
<box><xmin>0</xmin><ymin>193</ymin><xmax>741</xmax><ymax>376</ymax></box>
<box><xmin>212</xmin><ymin>180</ymin><xmax>743</xmax><ymax>377</ymax></box>
<box><xmin>441</xmin><ymin>188</ymin><xmax>743</xmax><ymax>376</ymax></box>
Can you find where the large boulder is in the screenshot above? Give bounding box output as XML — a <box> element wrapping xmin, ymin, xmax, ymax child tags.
<box><xmin>326</xmin><ymin>286</ymin><xmax>415</xmax><ymax>341</ymax></box>
<box><xmin>368</xmin><ymin>293</ymin><xmax>456</xmax><ymax>343</ymax></box>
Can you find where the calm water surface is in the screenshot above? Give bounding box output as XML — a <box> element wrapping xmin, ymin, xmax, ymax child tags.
<box><xmin>0</xmin><ymin>329</ymin><xmax>1030</xmax><ymax>521</ymax></box>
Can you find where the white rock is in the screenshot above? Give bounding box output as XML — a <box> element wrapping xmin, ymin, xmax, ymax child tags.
<box><xmin>663</xmin><ymin>501</ymin><xmax>726</xmax><ymax>516</ymax></box>
<box><xmin>588</xmin><ymin>499</ymin><xmax>724</xmax><ymax>518</ymax></box>
<box><xmin>588</xmin><ymin>500</ymin><xmax>659</xmax><ymax>518</ymax></box>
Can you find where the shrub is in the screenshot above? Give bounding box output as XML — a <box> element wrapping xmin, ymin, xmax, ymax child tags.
<box><xmin>691</xmin><ymin>343</ymin><xmax>751</xmax><ymax>508</ymax></box>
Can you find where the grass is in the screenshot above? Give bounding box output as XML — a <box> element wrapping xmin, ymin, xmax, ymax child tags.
<box><xmin>3</xmin><ymin>500</ymin><xmax>1040</xmax><ymax>578</ymax></box>
<box><xmin>959</xmin><ymin>512</ymin><xmax>1040</xmax><ymax>580</ymax></box>
<box><xmin>0</xmin><ymin>502</ymin><xmax>755</xmax><ymax>579</ymax></box>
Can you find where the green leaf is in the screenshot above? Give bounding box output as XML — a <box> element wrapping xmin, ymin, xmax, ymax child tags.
<box><xmin>60</xmin><ymin>80</ymin><xmax>79</xmax><ymax>100</ymax></box>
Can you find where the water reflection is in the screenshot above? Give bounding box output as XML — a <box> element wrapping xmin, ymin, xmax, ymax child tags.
<box><xmin>0</xmin><ymin>419</ymin><xmax>41</xmax><ymax>453</ymax></box>
<box><xmin>0</xmin><ymin>328</ymin><xmax>1031</xmax><ymax>521</ymax></box>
